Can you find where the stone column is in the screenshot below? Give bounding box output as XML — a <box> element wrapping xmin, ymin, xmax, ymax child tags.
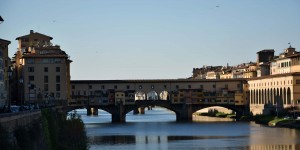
<box><xmin>87</xmin><ymin>106</ymin><xmax>92</xmax><ymax>116</ymax></box>
<box><xmin>111</xmin><ymin>102</ymin><xmax>126</xmax><ymax>123</ymax></box>
<box><xmin>139</xmin><ymin>107</ymin><xmax>145</xmax><ymax>114</ymax></box>
<box><xmin>92</xmin><ymin>108</ymin><xmax>98</xmax><ymax>116</ymax></box>
<box><xmin>176</xmin><ymin>104</ymin><xmax>193</xmax><ymax>122</ymax></box>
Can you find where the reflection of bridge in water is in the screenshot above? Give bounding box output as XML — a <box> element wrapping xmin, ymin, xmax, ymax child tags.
<box><xmin>69</xmin><ymin>79</ymin><xmax>249</xmax><ymax>122</ymax></box>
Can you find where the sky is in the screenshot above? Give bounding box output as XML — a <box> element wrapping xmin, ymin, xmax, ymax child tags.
<box><xmin>0</xmin><ymin>0</ymin><xmax>300</xmax><ymax>80</ymax></box>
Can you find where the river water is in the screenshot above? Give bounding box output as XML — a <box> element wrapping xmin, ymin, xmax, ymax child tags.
<box><xmin>76</xmin><ymin>107</ymin><xmax>300</xmax><ymax>150</ymax></box>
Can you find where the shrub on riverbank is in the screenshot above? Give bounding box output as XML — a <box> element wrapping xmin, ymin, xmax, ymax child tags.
<box><xmin>254</xmin><ymin>115</ymin><xmax>275</xmax><ymax>125</ymax></box>
<box><xmin>42</xmin><ymin>109</ymin><xmax>88</xmax><ymax>150</ymax></box>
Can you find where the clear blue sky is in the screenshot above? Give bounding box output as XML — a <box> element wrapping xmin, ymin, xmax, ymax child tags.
<box><xmin>1</xmin><ymin>0</ymin><xmax>299</xmax><ymax>80</ymax></box>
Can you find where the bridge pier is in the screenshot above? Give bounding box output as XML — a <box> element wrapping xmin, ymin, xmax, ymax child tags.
<box><xmin>92</xmin><ymin>108</ymin><xmax>98</xmax><ymax>116</ymax></box>
<box><xmin>176</xmin><ymin>104</ymin><xmax>193</xmax><ymax>122</ymax></box>
<box><xmin>87</xmin><ymin>107</ymin><xmax>98</xmax><ymax>116</ymax></box>
<box><xmin>111</xmin><ymin>102</ymin><xmax>126</xmax><ymax>123</ymax></box>
<box><xmin>139</xmin><ymin>107</ymin><xmax>145</xmax><ymax>114</ymax></box>
<box><xmin>133</xmin><ymin>107</ymin><xmax>146</xmax><ymax>115</ymax></box>
<box><xmin>133</xmin><ymin>108</ymin><xmax>139</xmax><ymax>114</ymax></box>
<box><xmin>87</xmin><ymin>107</ymin><xmax>92</xmax><ymax>116</ymax></box>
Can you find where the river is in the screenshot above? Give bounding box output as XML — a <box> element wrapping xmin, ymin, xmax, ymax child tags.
<box><xmin>76</xmin><ymin>107</ymin><xmax>300</xmax><ymax>150</ymax></box>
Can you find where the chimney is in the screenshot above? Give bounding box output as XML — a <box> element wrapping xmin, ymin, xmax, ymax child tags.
<box><xmin>30</xmin><ymin>30</ymin><xmax>34</xmax><ymax>34</ymax></box>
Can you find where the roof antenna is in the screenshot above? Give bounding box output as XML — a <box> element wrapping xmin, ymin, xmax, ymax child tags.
<box><xmin>288</xmin><ymin>42</ymin><xmax>292</xmax><ymax>48</ymax></box>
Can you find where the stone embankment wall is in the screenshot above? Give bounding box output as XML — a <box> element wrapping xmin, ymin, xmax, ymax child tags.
<box><xmin>0</xmin><ymin>110</ymin><xmax>41</xmax><ymax>133</ymax></box>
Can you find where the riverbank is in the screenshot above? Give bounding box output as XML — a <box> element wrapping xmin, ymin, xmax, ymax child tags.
<box><xmin>242</xmin><ymin>115</ymin><xmax>300</xmax><ymax>130</ymax></box>
<box><xmin>194</xmin><ymin>113</ymin><xmax>300</xmax><ymax>130</ymax></box>
<box><xmin>193</xmin><ymin>114</ymin><xmax>234</xmax><ymax>122</ymax></box>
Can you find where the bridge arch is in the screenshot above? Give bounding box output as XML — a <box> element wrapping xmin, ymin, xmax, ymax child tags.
<box><xmin>191</xmin><ymin>105</ymin><xmax>245</xmax><ymax>116</ymax></box>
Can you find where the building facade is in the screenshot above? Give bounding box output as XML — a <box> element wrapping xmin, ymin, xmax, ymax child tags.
<box><xmin>0</xmin><ymin>39</ymin><xmax>11</xmax><ymax>107</ymax></box>
<box><xmin>248</xmin><ymin>73</ymin><xmax>300</xmax><ymax>115</ymax></box>
<box><xmin>70</xmin><ymin>79</ymin><xmax>248</xmax><ymax>107</ymax></box>
<box><xmin>12</xmin><ymin>30</ymin><xmax>72</xmax><ymax>105</ymax></box>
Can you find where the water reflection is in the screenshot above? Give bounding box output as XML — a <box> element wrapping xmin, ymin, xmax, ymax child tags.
<box><xmin>79</xmin><ymin>108</ymin><xmax>300</xmax><ymax>150</ymax></box>
<box><xmin>89</xmin><ymin>134</ymin><xmax>300</xmax><ymax>150</ymax></box>
<box><xmin>249</xmin><ymin>144</ymin><xmax>300</xmax><ymax>150</ymax></box>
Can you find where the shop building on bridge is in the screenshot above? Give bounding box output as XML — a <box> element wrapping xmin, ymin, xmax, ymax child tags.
<box><xmin>70</xmin><ymin>79</ymin><xmax>248</xmax><ymax>107</ymax></box>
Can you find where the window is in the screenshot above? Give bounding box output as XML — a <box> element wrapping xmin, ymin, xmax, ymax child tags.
<box><xmin>127</xmin><ymin>85</ymin><xmax>130</xmax><ymax>89</ymax></box>
<box><xmin>72</xmin><ymin>85</ymin><xmax>75</xmax><ymax>89</ymax></box>
<box><xmin>84</xmin><ymin>91</ymin><xmax>86</xmax><ymax>96</ymax></box>
<box><xmin>42</xmin><ymin>58</ymin><xmax>50</xmax><ymax>64</ymax></box>
<box><xmin>44</xmin><ymin>84</ymin><xmax>48</xmax><ymax>91</ymax></box>
<box><xmin>44</xmin><ymin>67</ymin><xmax>48</xmax><ymax>72</ymax></box>
<box><xmin>56</xmin><ymin>67</ymin><xmax>60</xmax><ymax>72</ymax></box>
<box><xmin>44</xmin><ymin>76</ymin><xmax>48</xmax><ymax>83</ymax></box>
<box><xmin>101</xmin><ymin>85</ymin><xmax>105</xmax><ymax>89</ymax></box>
<box><xmin>56</xmin><ymin>75</ymin><xmax>60</xmax><ymax>83</ymax></box>
<box><xmin>164</xmin><ymin>85</ymin><xmax>167</xmax><ymax>89</ymax></box>
<box><xmin>77</xmin><ymin>91</ymin><xmax>80</xmax><ymax>95</ymax></box>
<box><xmin>29</xmin><ymin>76</ymin><xmax>34</xmax><ymax>81</ymax></box>
<box><xmin>27</xmin><ymin>59</ymin><xmax>35</xmax><ymax>64</ymax></box>
<box><xmin>56</xmin><ymin>84</ymin><xmax>60</xmax><ymax>91</ymax></box>
<box><xmin>237</xmin><ymin>84</ymin><xmax>241</xmax><ymax>88</ymax></box>
<box><xmin>212</xmin><ymin>84</ymin><xmax>216</xmax><ymax>88</ymax></box>
<box><xmin>296</xmin><ymin>80</ymin><xmax>300</xmax><ymax>84</ymax></box>
<box><xmin>90</xmin><ymin>91</ymin><xmax>93</xmax><ymax>95</ymax></box>
<box><xmin>56</xmin><ymin>93</ymin><xmax>60</xmax><ymax>98</ymax></box>
<box><xmin>176</xmin><ymin>85</ymin><xmax>179</xmax><ymax>89</ymax></box>
<box><xmin>114</xmin><ymin>85</ymin><xmax>118</xmax><ymax>89</ymax></box>
<box><xmin>28</xmin><ymin>67</ymin><xmax>34</xmax><ymax>72</ymax></box>
<box><xmin>54</xmin><ymin>58</ymin><xmax>62</xmax><ymax>63</ymax></box>
<box><xmin>89</xmin><ymin>85</ymin><xmax>92</xmax><ymax>89</ymax></box>
<box><xmin>200</xmin><ymin>85</ymin><xmax>203</xmax><ymax>89</ymax></box>
<box><xmin>188</xmin><ymin>85</ymin><xmax>191</xmax><ymax>89</ymax></box>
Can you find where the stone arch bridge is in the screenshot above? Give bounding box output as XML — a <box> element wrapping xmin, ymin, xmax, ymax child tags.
<box><xmin>102</xmin><ymin>100</ymin><xmax>245</xmax><ymax>122</ymax></box>
<box><xmin>69</xmin><ymin>79</ymin><xmax>248</xmax><ymax>122</ymax></box>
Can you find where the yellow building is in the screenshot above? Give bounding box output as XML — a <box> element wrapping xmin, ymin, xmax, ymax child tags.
<box><xmin>248</xmin><ymin>73</ymin><xmax>300</xmax><ymax>115</ymax></box>
<box><xmin>13</xmin><ymin>30</ymin><xmax>72</xmax><ymax>105</ymax></box>
<box><xmin>115</xmin><ymin>91</ymin><xmax>125</xmax><ymax>105</ymax></box>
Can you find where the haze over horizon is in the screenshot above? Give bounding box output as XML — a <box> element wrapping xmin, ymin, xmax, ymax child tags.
<box><xmin>1</xmin><ymin>0</ymin><xmax>299</xmax><ymax>80</ymax></box>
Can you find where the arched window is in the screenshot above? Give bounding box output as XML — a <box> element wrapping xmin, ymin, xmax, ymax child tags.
<box><xmin>147</xmin><ymin>91</ymin><xmax>158</xmax><ymax>100</ymax></box>
<box><xmin>135</xmin><ymin>91</ymin><xmax>146</xmax><ymax>100</ymax></box>
<box><xmin>159</xmin><ymin>91</ymin><xmax>169</xmax><ymax>100</ymax></box>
